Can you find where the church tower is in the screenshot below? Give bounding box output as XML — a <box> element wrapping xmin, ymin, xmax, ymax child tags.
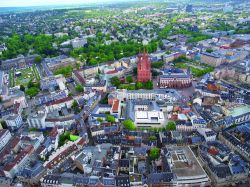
<box><xmin>137</xmin><ymin>51</ymin><xmax>152</xmax><ymax>82</ymax></box>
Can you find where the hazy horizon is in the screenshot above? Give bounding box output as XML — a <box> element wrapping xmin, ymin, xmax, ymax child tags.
<box><xmin>0</xmin><ymin>0</ymin><xmax>131</xmax><ymax>7</ymax></box>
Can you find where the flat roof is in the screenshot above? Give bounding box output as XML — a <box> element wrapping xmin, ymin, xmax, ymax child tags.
<box><xmin>167</xmin><ymin>146</ymin><xmax>207</xmax><ymax>178</ymax></box>
<box><xmin>229</xmin><ymin>105</ymin><xmax>250</xmax><ymax>117</ymax></box>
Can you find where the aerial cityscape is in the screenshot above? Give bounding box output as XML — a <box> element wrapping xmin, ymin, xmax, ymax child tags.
<box><xmin>0</xmin><ymin>0</ymin><xmax>249</xmax><ymax>186</ymax></box>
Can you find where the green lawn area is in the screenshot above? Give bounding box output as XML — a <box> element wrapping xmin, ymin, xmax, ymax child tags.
<box><xmin>174</xmin><ymin>62</ymin><xmax>214</xmax><ymax>77</ymax></box>
<box><xmin>70</xmin><ymin>134</ymin><xmax>80</xmax><ymax>141</ymax></box>
<box><xmin>32</xmin><ymin>64</ymin><xmax>41</xmax><ymax>80</ymax></box>
<box><xmin>15</xmin><ymin>67</ymin><xmax>35</xmax><ymax>87</ymax></box>
<box><xmin>9</xmin><ymin>68</ymin><xmax>15</xmax><ymax>87</ymax></box>
<box><xmin>59</xmin><ymin>131</ymin><xmax>80</xmax><ymax>147</ymax></box>
<box><xmin>53</xmin><ymin>65</ymin><xmax>74</xmax><ymax>77</ymax></box>
<box><xmin>14</xmin><ymin>65</ymin><xmax>41</xmax><ymax>88</ymax></box>
<box><xmin>118</xmin><ymin>84</ymin><xmax>136</xmax><ymax>90</ymax></box>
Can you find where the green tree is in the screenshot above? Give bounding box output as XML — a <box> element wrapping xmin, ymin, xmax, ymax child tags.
<box><xmin>53</xmin><ymin>65</ymin><xmax>74</xmax><ymax>77</ymax></box>
<box><xmin>97</xmin><ymin>117</ymin><xmax>103</xmax><ymax>123</ymax></box>
<box><xmin>71</xmin><ymin>100</ymin><xmax>80</xmax><ymax>114</ymax></box>
<box><xmin>166</xmin><ymin>121</ymin><xmax>176</xmax><ymax>131</ymax></box>
<box><xmin>206</xmin><ymin>48</ymin><xmax>213</xmax><ymax>53</ymax></box>
<box><xmin>149</xmin><ymin>147</ymin><xmax>160</xmax><ymax>160</ymax></box>
<box><xmin>105</xmin><ymin>115</ymin><xmax>115</xmax><ymax>123</ymax></box>
<box><xmin>231</xmin><ymin>123</ymin><xmax>238</xmax><ymax>128</ymax></box>
<box><xmin>110</xmin><ymin>76</ymin><xmax>121</xmax><ymax>87</ymax></box>
<box><xmin>0</xmin><ymin>120</ymin><xmax>8</xmax><ymax>129</ymax></box>
<box><xmin>75</xmin><ymin>84</ymin><xmax>84</xmax><ymax>92</ymax></box>
<box><xmin>133</xmin><ymin>67</ymin><xmax>137</xmax><ymax>75</ymax></box>
<box><xmin>20</xmin><ymin>85</ymin><xmax>25</xmax><ymax>92</ymax></box>
<box><xmin>26</xmin><ymin>87</ymin><xmax>39</xmax><ymax>98</ymax></box>
<box><xmin>135</xmin><ymin>82</ymin><xmax>143</xmax><ymax>89</ymax></box>
<box><xmin>152</xmin><ymin>69</ymin><xmax>159</xmax><ymax>77</ymax></box>
<box><xmin>58</xmin><ymin>131</ymin><xmax>71</xmax><ymax>147</ymax></box>
<box><xmin>34</xmin><ymin>34</ymin><xmax>56</xmax><ymax>56</ymax></box>
<box><xmin>151</xmin><ymin>61</ymin><xmax>164</xmax><ymax>69</ymax></box>
<box><xmin>123</xmin><ymin>119</ymin><xmax>136</xmax><ymax>130</ymax></box>
<box><xmin>144</xmin><ymin>80</ymin><xmax>153</xmax><ymax>90</ymax></box>
<box><xmin>173</xmin><ymin>55</ymin><xmax>188</xmax><ymax>63</ymax></box>
<box><xmin>100</xmin><ymin>94</ymin><xmax>108</xmax><ymax>104</ymax></box>
<box><xmin>34</xmin><ymin>55</ymin><xmax>42</xmax><ymax>63</ymax></box>
<box><xmin>148</xmin><ymin>136</ymin><xmax>157</xmax><ymax>141</ymax></box>
<box><xmin>27</xmin><ymin>80</ymin><xmax>34</xmax><ymax>88</ymax></box>
<box><xmin>126</xmin><ymin>75</ymin><xmax>133</xmax><ymax>83</ymax></box>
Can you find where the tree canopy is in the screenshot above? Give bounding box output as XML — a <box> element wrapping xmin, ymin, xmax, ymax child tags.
<box><xmin>149</xmin><ymin>147</ymin><xmax>160</xmax><ymax>160</ymax></box>
<box><xmin>0</xmin><ymin>120</ymin><xmax>8</xmax><ymax>129</ymax></box>
<box><xmin>26</xmin><ymin>87</ymin><xmax>39</xmax><ymax>98</ymax></box>
<box><xmin>106</xmin><ymin>115</ymin><xmax>116</xmax><ymax>123</ymax></box>
<box><xmin>19</xmin><ymin>85</ymin><xmax>25</xmax><ymax>92</ymax></box>
<box><xmin>166</xmin><ymin>121</ymin><xmax>176</xmax><ymax>131</ymax></box>
<box><xmin>110</xmin><ymin>76</ymin><xmax>121</xmax><ymax>87</ymax></box>
<box><xmin>34</xmin><ymin>55</ymin><xmax>42</xmax><ymax>63</ymax></box>
<box><xmin>126</xmin><ymin>75</ymin><xmax>133</xmax><ymax>83</ymax></box>
<box><xmin>0</xmin><ymin>34</ymin><xmax>58</xmax><ymax>60</ymax></box>
<box><xmin>71</xmin><ymin>100</ymin><xmax>80</xmax><ymax>114</ymax></box>
<box><xmin>122</xmin><ymin>119</ymin><xmax>136</xmax><ymax>130</ymax></box>
<box><xmin>75</xmin><ymin>84</ymin><xmax>84</xmax><ymax>92</ymax></box>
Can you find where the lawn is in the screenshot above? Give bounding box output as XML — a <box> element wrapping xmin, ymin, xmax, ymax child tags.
<box><xmin>59</xmin><ymin>131</ymin><xmax>80</xmax><ymax>147</ymax></box>
<box><xmin>118</xmin><ymin>84</ymin><xmax>136</xmax><ymax>90</ymax></box>
<box><xmin>174</xmin><ymin>62</ymin><xmax>214</xmax><ymax>77</ymax></box>
<box><xmin>14</xmin><ymin>65</ymin><xmax>41</xmax><ymax>88</ymax></box>
<box><xmin>32</xmin><ymin>64</ymin><xmax>41</xmax><ymax>80</ymax></box>
<box><xmin>70</xmin><ymin>134</ymin><xmax>80</xmax><ymax>141</ymax></box>
<box><xmin>15</xmin><ymin>67</ymin><xmax>35</xmax><ymax>87</ymax></box>
<box><xmin>53</xmin><ymin>65</ymin><xmax>74</xmax><ymax>77</ymax></box>
<box><xmin>9</xmin><ymin>68</ymin><xmax>15</xmax><ymax>87</ymax></box>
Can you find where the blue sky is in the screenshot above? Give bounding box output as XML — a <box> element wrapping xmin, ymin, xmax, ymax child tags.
<box><xmin>0</xmin><ymin>0</ymin><xmax>118</xmax><ymax>7</ymax></box>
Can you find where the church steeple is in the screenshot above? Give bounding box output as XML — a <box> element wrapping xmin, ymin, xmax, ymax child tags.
<box><xmin>137</xmin><ymin>51</ymin><xmax>152</xmax><ymax>82</ymax></box>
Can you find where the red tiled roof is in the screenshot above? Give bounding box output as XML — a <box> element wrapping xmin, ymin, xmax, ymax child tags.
<box><xmin>208</xmin><ymin>148</ymin><xmax>219</xmax><ymax>155</ymax></box>
<box><xmin>10</xmin><ymin>137</ymin><xmax>20</xmax><ymax>149</ymax></box>
<box><xmin>36</xmin><ymin>145</ymin><xmax>46</xmax><ymax>154</ymax></box>
<box><xmin>207</xmin><ymin>84</ymin><xmax>218</xmax><ymax>91</ymax></box>
<box><xmin>111</xmin><ymin>99</ymin><xmax>119</xmax><ymax>113</ymax></box>
<box><xmin>45</xmin><ymin>116</ymin><xmax>74</xmax><ymax>122</ymax></box>
<box><xmin>0</xmin><ymin>137</ymin><xmax>20</xmax><ymax>160</ymax></box>
<box><xmin>3</xmin><ymin>145</ymin><xmax>33</xmax><ymax>172</ymax></box>
<box><xmin>46</xmin><ymin>144</ymin><xmax>78</xmax><ymax>169</ymax></box>
<box><xmin>50</xmin><ymin>127</ymin><xmax>58</xmax><ymax>138</ymax></box>
<box><xmin>73</xmin><ymin>70</ymin><xmax>85</xmax><ymax>84</ymax></box>
<box><xmin>106</xmin><ymin>70</ymin><xmax>118</xmax><ymax>74</ymax></box>
<box><xmin>0</xmin><ymin>129</ymin><xmax>9</xmax><ymax>138</ymax></box>
<box><xmin>0</xmin><ymin>170</ymin><xmax>4</xmax><ymax>176</ymax></box>
<box><xmin>46</xmin><ymin>96</ymin><xmax>73</xmax><ymax>106</ymax></box>
<box><xmin>13</xmin><ymin>103</ymin><xmax>21</xmax><ymax>114</ymax></box>
<box><xmin>77</xmin><ymin>138</ymin><xmax>86</xmax><ymax>145</ymax></box>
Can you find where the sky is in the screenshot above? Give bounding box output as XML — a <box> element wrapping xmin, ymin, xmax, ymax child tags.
<box><xmin>0</xmin><ymin>0</ymin><xmax>119</xmax><ymax>7</ymax></box>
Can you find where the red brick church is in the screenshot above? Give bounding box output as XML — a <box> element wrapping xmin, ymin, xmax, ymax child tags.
<box><xmin>137</xmin><ymin>51</ymin><xmax>152</xmax><ymax>82</ymax></box>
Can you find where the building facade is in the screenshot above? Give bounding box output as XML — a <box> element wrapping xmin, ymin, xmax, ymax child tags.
<box><xmin>4</xmin><ymin>114</ymin><xmax>23</xmax><ymax>131</ymax></box>
<box><xmin>201</xmin><ymin>52</ymin><xmax>225</xmax><ymax>67</ymax></box>
<box><xmin>159</xmin><ymin>68</ymin><xmax>192</xmax><ymax>88</ymax></box>
<box><xmin>0</xmin><ymin>129</ymin><xmax>12</xmax><ymax>150</ymax></box>
<box><xmin>137</xmin><ymin>52</ymin><xmax>152</xmax><ymax>82</ymax></box>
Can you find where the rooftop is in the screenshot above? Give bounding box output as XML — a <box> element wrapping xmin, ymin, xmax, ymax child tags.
<box><xmin>229</xmin><ymin>105</ymin><xmax>250</xmax><ymax>117</ymax></box>
<box><xmin>166</xmin><ymin>146</ymin><xmax>207</xmax><ymax>178</ymax></box>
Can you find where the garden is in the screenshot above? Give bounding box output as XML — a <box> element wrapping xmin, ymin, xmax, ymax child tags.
<box><xmin>11</xmin><ymin>65</ymin><xmax>40</xmax><ymax>88</ymax></box>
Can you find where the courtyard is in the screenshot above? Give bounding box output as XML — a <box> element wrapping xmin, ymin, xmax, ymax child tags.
<box><xmin>9</xmin><ymin>64</ymin><xmax>41</xmax><ymax>88</ymax></box>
